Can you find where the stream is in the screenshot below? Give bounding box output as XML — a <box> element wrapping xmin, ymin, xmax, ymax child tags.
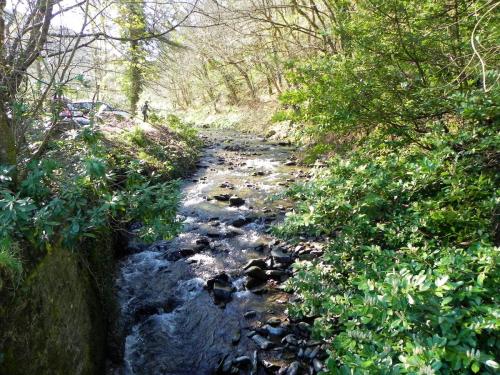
<box><xmin>112</xmin><ymin>130</ymin><xmax>326</xmax><ymax>375</ymax></box>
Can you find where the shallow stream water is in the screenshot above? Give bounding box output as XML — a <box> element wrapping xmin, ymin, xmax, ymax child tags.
<box><xmin>113</xmin><ymin>130</ymin><xmax>312</xmax><ymax>375</ymax></box>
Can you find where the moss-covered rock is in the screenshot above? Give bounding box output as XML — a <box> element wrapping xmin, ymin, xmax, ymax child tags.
<box><xmin>0</xmin><ymin>235</ymin><xmax>116</xmax><ymax>375</ymax></box>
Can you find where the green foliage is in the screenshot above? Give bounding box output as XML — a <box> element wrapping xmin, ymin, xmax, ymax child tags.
<box><xmin>164</xmin><ymin>114</ymin><xmax>200</xmax><ymax>144</ymax></box>
<box><xmin>275</xmin><ymin>5</ymin><xmax>499</xmax><ymax>370</ymax></box>
<box><xmin>279</xmin><ymin>0</ymin><xmax>499</xmax><ymax>144</ymax></box>
<box><xmin>275</xmin><ymin>120</ymin><xmax>499</xmax><ymax>373</ymax></box>
<box><xmin>0</xmin><ymin>124</ymin><xmax>186</xmax><ymax>278</ymax></box>
<box><xmin>0</xmin><ymin>238</ymin><xmax>22</xmax><ymax>283</ymax></box>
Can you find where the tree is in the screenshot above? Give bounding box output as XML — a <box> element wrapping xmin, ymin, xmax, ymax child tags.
<box><xmin>119</xmin><ymin>0</ymin><xmax>147</xmax><ymax>115</ymax></box>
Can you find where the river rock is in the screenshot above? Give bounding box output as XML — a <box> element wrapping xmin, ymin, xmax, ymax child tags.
<box><xmin>206</xmin><ymin>272</ymin><xmax>230</xmax><ymax>289</ymax></box>
<box><xmin>244</xmin><ymin>310</ymin><xmax>257</xmax><ymax>319</ymax></box>
<box><xmin>265</xmin><ymin>269</ymin><xmax>287</xmax><ymax>280</ymax></box>
<box><xmin>282</xmin><ymin>334</ymin><xmax>299</xmax><ymax>346</ymax></box>
<box><xmin>266</xmin><ymin>130</ymin><xmax>276</xmax><ymax>138</ymax></box>
<box><xmin>233</xmin><ymin>356</ymin><xmax>252</xmax><ymax>368</ymax></box>
<box><xmin>243</xmin><ymin>258</ymin><xmax>267</xmax><ymax>270</ymax></box>
<box><xmin>249</xmin><ymin>284</ymin><xmax>268</xmax><ymax>294</ymax></box>
<box><xmin>297</xmin><ymin>321</ymin><xmax>312</xmax><ymax>335</ymax></box>
<box><xmin>179</xmin><ymin>248</ymin><xmax>195</xmax><ymax>257</ymax></box>
<box><xmin>220</xmin><ymin>182</ymin><xmax>234</xmax><ymax>189</ymax></box>
<box><xmin>226</xmin><ymin>227</ymin><xmax>245</xmax><ymax>237</ymax></box>
<box><xmin>312</xmin><ymin>358</ymin><xmax>324</xmax><ymax>373</ymax></box>
<box><xmin>271</xmin><ymin>248</ymin><xmax>292</xmax><ymax>265</ymax></box>
<box><xmin>232</xmin><ymin>330</ymin><xmax>241</xmax><ymax>345</ymax></box>
<box><xmin>229</xmin><ymin>196</ymin><xmax>245</xmax><ymax>207</ymax></box>
<box><xmin>216</xmin><ymin>354</ymin><xmax>232</xmax><ymax>374</ymax></box>
<box><xmin>286</xmin><ymin>361</ymin><xmax>301</xmax><ymax>375</ymax></box>
<box><xmin>307</xmin><ymin>346</ymin><xmax>319</xmax><ymax>359</ymax></box>
<box><xmin>263</xmin><ymin>324</ymin><xmax>286</xmax><ymax>337</ymax></box>
<box><xmin>245</xmin><ymin>277</ymin><xmax>265</xmax><ymax>289</ymax></box>
<box><xmin>231</xmin><ymin>216</ymin><xmax>247</xmax><ymax>227</ymax></box>
<box><xmin>261</xmin><ymin>360</ymin><xmax>281</xmax><ymax>372</ymax></box>
<box><xmin>206</xmin><ymin>228</ymin><xmax>223</xmax><ymax>238</ymax></box>
<box><xmin>267</xmin><ymin>317</ymin><xmax>281</xmax><ymax>326</ymax></box>
<box><xmin>214</xmin><ymin>194</ymin><xmax>231</xmax><ymax>201</ymax></box>
<box><xmin>213</xmin><ymin>281</ymin><xmax>233</xmax><ymax>303</ymax></box>
<box><xmin>252</xmin><ymin>171</ymin><xmax>266</xmax><ymax>176</ymax></box>
<box><xmin>251</xmin><ymin>334</ymin><xmax>273</xmax><ymax>350</ymax></box>
<box><xmin>244</xmin><ymin>266</ymin><xmax>267</xmax><ymax>280</ymax></box>
<box><xmin>195</xmin><ymin>236</ymin><xmax>210</xmax><ymax>246</ymax></box>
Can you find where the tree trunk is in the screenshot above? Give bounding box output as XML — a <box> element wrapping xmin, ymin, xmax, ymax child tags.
<box><xmin>0</xmin><ymin>108</ymin><xmax>16</xmax><ymax>167</ymax></box>
<box><xmin>0</xmin><ymin>0</ymin><xmax>15</xmax><ymax>167</ymax></box>
<box><xmin>129</xmin><ymin>40</ymin><xmax>142</xmax><ymax>115</ymax></box>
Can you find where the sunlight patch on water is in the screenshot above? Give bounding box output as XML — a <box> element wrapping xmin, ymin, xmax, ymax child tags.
<box><xmin>244</xmin><ymin>158</ymin><xmax>279</xmax><ymax>170</ymax></box>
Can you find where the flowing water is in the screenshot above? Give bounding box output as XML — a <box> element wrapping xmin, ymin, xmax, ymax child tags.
<box><xmin>113</xmin><ymin>130</ymin><xmax>310</xmax><ymax>375</ymax></box>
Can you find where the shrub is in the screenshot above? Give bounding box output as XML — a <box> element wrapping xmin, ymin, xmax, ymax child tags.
<box><xmin>275</xmin><ymin>123</ymin><xmax>499</xmax><ymax>374</ymax></box>
<box><xmin>0</xmin><ymin>124</ymin><xmax>187</xmax><ymax>279</ymax></box>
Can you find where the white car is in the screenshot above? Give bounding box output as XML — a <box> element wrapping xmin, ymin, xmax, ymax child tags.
<box><xmin>71</xmin><ymin>101</ymin><xmax>131</xmax><ymax>119</ymax></box>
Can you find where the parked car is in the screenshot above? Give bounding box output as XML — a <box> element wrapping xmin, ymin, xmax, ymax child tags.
<box><xmin>58</xmin><ymin>103</ymin><xmax>90</xmax><ymax>126</ymax></box>
<box><xmin>71</xmin><ymin>100</ymin><xmax>130</xmax><ymax>119</ymax></box>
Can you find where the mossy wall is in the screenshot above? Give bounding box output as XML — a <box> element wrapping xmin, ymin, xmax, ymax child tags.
<box><xmin>0</xmin><ymin>234</ymin><xmax>116</xmax><ymax>375</ymax></box>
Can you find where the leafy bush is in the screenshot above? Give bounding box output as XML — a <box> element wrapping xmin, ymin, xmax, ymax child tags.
<box><xmin>0</xmin><ymin>238</ymin><xmax>22</xmax><ymax>284</ymax></box>
<box><xmin>276</xmin><ymin>123</ymin><xmax>499</xmax><ymax>373</ymax></box>
<box><xmin>0</xmin><ymin>124</ymin><xmax>187</xmax><ymax>278</ymax></box>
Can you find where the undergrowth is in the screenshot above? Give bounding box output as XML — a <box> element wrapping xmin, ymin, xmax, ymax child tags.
<box><xmin>0</xmin><ymin>116</ymin><xmax>200</xmax><ymax>284</ymax></box>
<box><xmin>275</xmin><ymin>121</ymin><xmax>499</xmax><ymax>373</ymax></box>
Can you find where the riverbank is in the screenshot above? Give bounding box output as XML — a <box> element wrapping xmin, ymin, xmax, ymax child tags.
<box><xmin>0</xmin><ymin>116</ymin><xmax>202</xmax><ymax>375</ymax></box>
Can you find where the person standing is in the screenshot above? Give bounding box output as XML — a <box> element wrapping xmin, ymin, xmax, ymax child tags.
<box><xmin>141</xmin><ymin>101</ymin><xmax>149</xmax><ymax>122</ymax></box>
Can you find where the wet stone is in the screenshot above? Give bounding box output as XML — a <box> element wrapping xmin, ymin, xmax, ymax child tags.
<box><xmin>312</xmin><ymin>358</ymin><xmax>324</xmax><ymax>373</ymax></box>
<box><xmin>286</xmin><ymin>361</ymin><xmax>301</xmax><ymax>375</ymax></box>
<box><xmin>266</xmin><ymin>269</ymin><xmax>288</xmax><ymax>280</ymax></box>
<box><xmin>263</xmin><ymin>324</ymin><xmax>286</xmax><ymax>337</ymax></box>
<box><xmin>282</xmin><ymin>334</ymin><xmax>299</xmax><ymax>346</ymax></box>
<box><xmin>233</xmin><ymin>356</ymin><xmax>252</xmax><ymax>369</ymax></box>
<box><xmin>230</xmin><ymin>217</ymin><xmax>248</xmax><ymax>227</ymax></box>
<box><xmin>249</xmin><ymin>284</ymin><xmax>268</xmax><ymax>294</ymax></box>
<box><xmin>213</xmin><ymin>281</ymin><xmax>234</xmax><ymax>303</ymax></box>
<box><xmin>179</xmin><ymin>248</ymin><xmax>196</xmax><ymax>257</ymax></box>
<box><xmin>267</xmin><ymin>317</ymin><xmax>281</xmax><ymax>326</ymax></box>
<box><xmin>232</xmin><ymin>331</ymin><xmax>241</xmax><ymax>345</ymax></box>
<box><xmin>206</xmin><ymin>228</ymin><xmax>223</xmax><ymax>238</ymax></box>
<box><xmin>271</xmin><ymin>248</ymin><xmax>292</xmax><ymax>265</ymax></box>
<box><xmin>244</xmin><ymin>310</ymin><xmax>257</xmax><ymax>319</ymax></box>
<box><xmin>244</xmin><ymin>266</ymin><xmax>268</xmax><ymax>281</ymax></box>
<box><xmin>214</xmin><ymin>194</ymin><xmax>231</xmax><ymax>201</ymax></box>
<box><xmin>206</xmin><ymin>272</ymin><xmax>230</xmax><ymax>290</ymax></box>
<box><xmin>247</xmin><ymin>330</ymin><xmax>257</xmax><ymax>338</ymax></box>
<box><xmin>297</xmin><ymin>322</ymin><xmax>312</xmax><ymax>335</ymax></box>
<box><xmin>222</xmin><ymin>357</ymin><xmax>233</xmax><ymax>373</ymax></box>
<box><xmin>262</xmin><ymin>359</ymin><xmax>281</xmax><ymax>372</ymax></box>
<box><xmin>308</xmin><ymin>346</ymin><xmax>319</xmax><ymax>359</ymax></box>
<box><xmin>245</xmin><ymin>277</ymin><xmax>265</xmax><ymax>290</ymax></box>
<box><xmin>243</xmin><ymin>258</ymin><xmax>267</xmax><ymax>270</ymax></box>
<box><xmin>226</xmin><ymin>228</ymin><xmax>244</xmax><ymax>237</ymax></box>
<box><xmin>229</xmin><ymin>196</ymin><xmax>245</xmax><ymax>207</ymax></box>
<box><xmin>251</xmin><ymin>334</ymin><xmax>273</xmax><ymax>350</ymax></box>
<box><xmin>195</xmin><ymin>236</ymin><xmax>210</xmax><ymax>246</ymax></box>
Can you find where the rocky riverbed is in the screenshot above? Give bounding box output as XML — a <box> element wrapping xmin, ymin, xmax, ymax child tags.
<box><xmin>111</xmin><ymin>130</ymin><xmax>327</xmax><ymax>375</ymax></box>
